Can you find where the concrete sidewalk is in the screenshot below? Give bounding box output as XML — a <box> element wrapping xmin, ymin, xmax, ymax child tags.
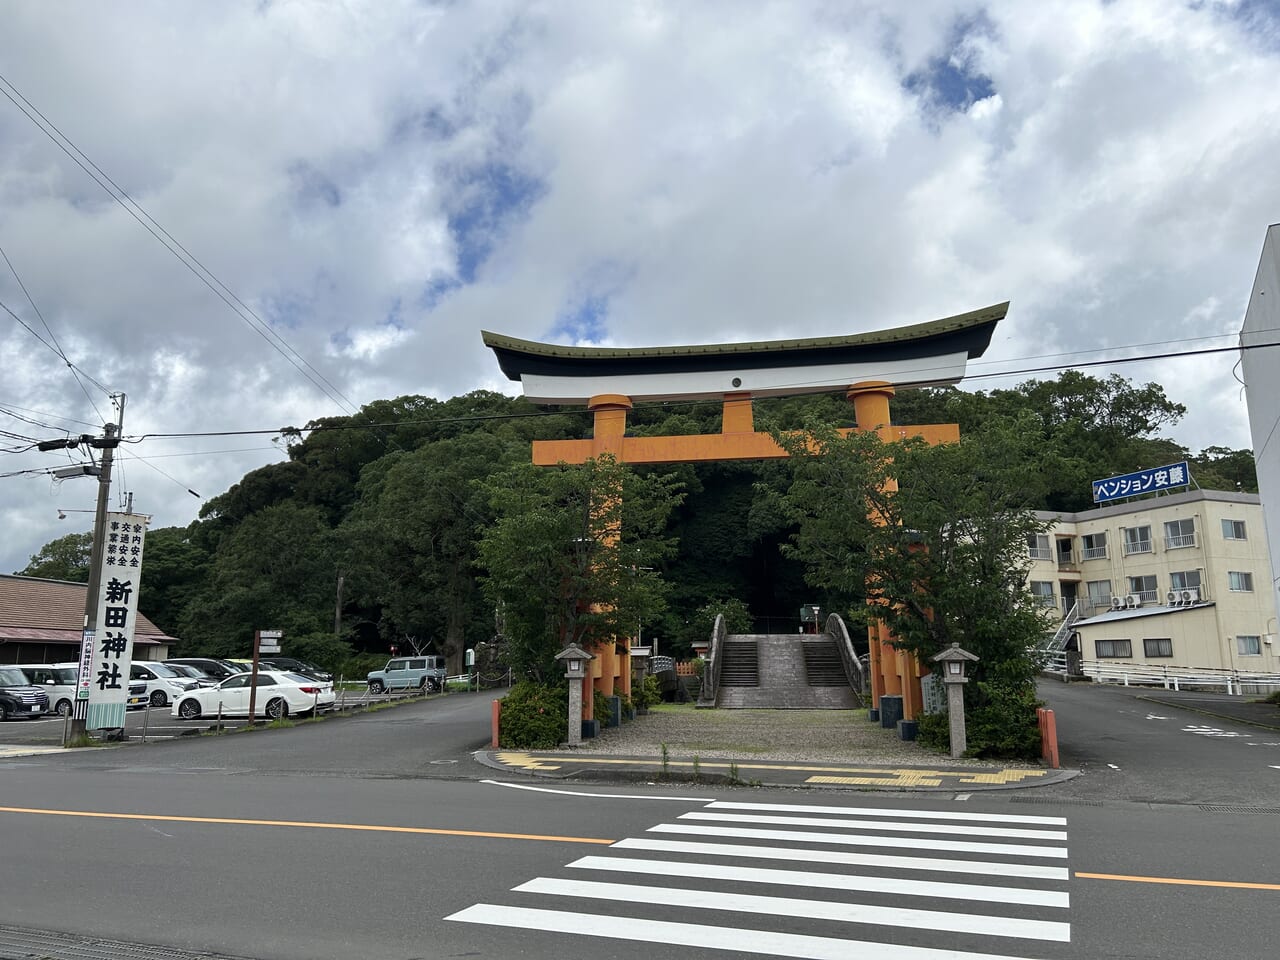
<box><xmin>478</xmin><ymin>704</ymin><xmax>1076</xmax><ymax>792</ymax></box>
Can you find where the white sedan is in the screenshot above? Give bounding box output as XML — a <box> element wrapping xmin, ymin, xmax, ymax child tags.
<box><xmin>171</xmin><ymin>670</ymin><xmax>335</xmax><ymax>721</ymax></box>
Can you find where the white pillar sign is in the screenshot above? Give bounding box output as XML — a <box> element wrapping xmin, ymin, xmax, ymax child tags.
<box><xmin>78</xmin><ymin>514</ymin><xmax>148</xmax><ymax>731</ymax></box>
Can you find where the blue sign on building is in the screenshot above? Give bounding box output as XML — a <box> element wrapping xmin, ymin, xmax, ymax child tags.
<box><xmin>1092</xmin><ymin>461</ymin><xmax>1191</xmax><ymax>503</ymax></box>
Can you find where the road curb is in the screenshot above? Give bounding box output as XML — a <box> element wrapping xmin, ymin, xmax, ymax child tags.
<box><xmin>474</xmin><ymin>750</ymin><xmax>1079</xmax><ymax>792</ymax></box>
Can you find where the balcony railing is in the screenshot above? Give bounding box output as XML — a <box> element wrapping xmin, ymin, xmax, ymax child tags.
<box><xmin>1028</xmin><ymin>547</ymin><xmax>1052</xmax><ymax>561</ymax></box>
<box><xmin>1122</xmin><ymin>540</ymin><xmax>1152</xmax><ymax>556</ymax></box>
<box><xmin>1082</xmin><ymin>545</ymin><xmax>1108</xmax><ymax>560</ymax></box>
<box><xmin>1164</xmin><ymin>534</ymin><xmax>1196</xmax><ymax>550</ymax></box>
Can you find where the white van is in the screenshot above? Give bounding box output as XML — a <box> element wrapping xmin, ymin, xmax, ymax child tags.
<box><xmin>366</xmin><ymin>656</ymin><xmax>447</xmax><ymax>693</ymax></box>
<box><xmin>15</xmin><ymin>664</ymin><xmax>77</xmax><ymax>716</ymax></box>
<box><xmin>131</xmin><ymin>661</ymin><xmax>200</xmax><ymax>707</ymax></box>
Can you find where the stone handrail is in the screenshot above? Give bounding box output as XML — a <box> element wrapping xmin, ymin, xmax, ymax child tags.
<box><xmin>697</xmin><ymin>613</ymin><xmax>727</xmax><ymax>706</ymax></box>
<box><xmin>824</xmin><ymin>612</ymin><xmax>866</xmax><ymax>701</ymax></box>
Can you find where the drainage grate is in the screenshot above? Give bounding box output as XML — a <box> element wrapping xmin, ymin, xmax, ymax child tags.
<box><xmin>1198</xmin><ymin>805</ymin><xmax>1280</xmax><ymax>814</ymax></box>
<box><xmin>1008</xmin><ymin>797</ymin><xmax>1103</xmax><ymax>806</ymax></box>
<box><xmin>0</xmin><ymin>924</ymin><xmax>261</xmax><ymax>960</ymax></box>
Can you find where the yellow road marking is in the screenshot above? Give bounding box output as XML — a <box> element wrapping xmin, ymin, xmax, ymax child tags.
<box><xmin>0</xmin><ymin>805</ymin><xmax>614</xmax><ymax>845</ymax></box>
<box><xmin>807</xmin><ymin>769</ymin><xmax>1048</xmax><ymax>787</ymax></box>
<box><xmin>504</xmin><ymin>752</ymin><xmax>1044</xmax><ymax>781</ymax></box>
<box><xmin>1076</xmin><ymin>872</ymin><xmax>1280</xmax><ymax>891</ymax></box>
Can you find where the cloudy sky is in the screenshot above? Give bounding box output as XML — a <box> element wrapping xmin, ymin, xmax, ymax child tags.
<box><xmin>1</xmin><ymin>0</ymin><xmax>1278</xmax><ymax>575</ymax></box>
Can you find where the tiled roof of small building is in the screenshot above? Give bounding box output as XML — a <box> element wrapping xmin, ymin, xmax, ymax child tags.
<box><xmin>0</xmin><ymin>574</ymin><xmax>176</xmax><ymax>641</ymax></box>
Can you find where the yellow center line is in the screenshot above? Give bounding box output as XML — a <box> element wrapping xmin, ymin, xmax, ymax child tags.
<box><xmin>0</xmin><ymin>805</ymin><xmax>615</xmax><ymax>845</ymax></box>
<box><xmin>1076</xmin><ymin>872</ymin><xmax>1280</xmax><ymax>891</ymax></box>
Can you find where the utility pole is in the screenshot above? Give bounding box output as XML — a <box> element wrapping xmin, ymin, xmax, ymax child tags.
<box><xmin>39</xmin><ymin>394</ymin><xmax>126</xmax><ymax>742</ymax></box>
<box><xmin>70</xmin><ymin>421</ymin><xmax>119</xmax><ymax>741</ymax></box>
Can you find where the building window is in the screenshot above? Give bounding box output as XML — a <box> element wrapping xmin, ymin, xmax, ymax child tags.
<box><xmin>1056</xmin><ymin>538</ymin><xmax>1074</xmax><ymax>565</ymax></box>
<box><xmin>1144</xmin><ymin>638</ymin><xmax>1173</xmax><ymax>658</ymax></box>
<box><xmin>1122</xmin><ymin>526</ymin><xmax>1152</xmax><ymax>556</ymax></box>
<box><xmin>1221</xmin><ymin>518</ymin><xmax>1247</xmax><ymax>541</ymax></box>
<box><xmin>1237</xmin><ymin>635</ymin><xmax>1262</xmax><ymax>656</ymax></box>
<box><xmin>1096</xmin><ymin>639</ymin><xmax>1132</xmax><ymax>658</ymax></box>
<box><xmin>1170</xmin><ymin>570</ymin><xmax>1202</xmax><ymax>591</ymax></box>
<box><xmin>1163</xmin><ymin>518</ymin><xmax>1196</xmax><ymax>550</ymax></box>
<box><xmin>1228</xmin><ymin>571</ymin><xmax>1255</xmax><ymax>592</ymax></box>
<box><xmin>1082</xmin><ymin>532</ymin><xmax>1108</xmax><ymax>560</ymax></box>
<box><xmin>1030</xmin><ymin>581</ymin><xmax>1056</xmax><ymax>607</ymax></box>
<box><xmin>1027</xmin><ymin>534</ymin><xmax>1051</xmax><ymax>561</ymax></box>
<box><xmin>1085</xmin><ymin>580</ymin><xmax>1112</xmax><ymax>613</ymax></box>
<box><xmin>1127</xmin><ymin>575</ymin><xmax>1158</xmax><ymax>604</ymax></box>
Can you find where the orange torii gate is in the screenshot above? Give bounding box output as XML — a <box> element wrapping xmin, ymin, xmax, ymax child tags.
<box><xmin>483</xmin><ymin>302</ymin><xmax>1007</xmax><ymax>722</ymax></box>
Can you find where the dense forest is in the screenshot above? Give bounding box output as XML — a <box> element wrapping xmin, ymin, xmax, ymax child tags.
<box><xmin>17</xmin><ymin>371</ymin><xmax>1258</xmax><ymax>677</ymax></box>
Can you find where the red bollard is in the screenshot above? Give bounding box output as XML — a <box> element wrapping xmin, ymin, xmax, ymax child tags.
<box><xmin>491</xmin><ymin>699</ymin><xmax>501</xmax><ymax>749</ymax></box>
<box><xmin>1037</xmin><ymin>707</ymin><xmax>1060</xmax><ymax>769</ymax></box>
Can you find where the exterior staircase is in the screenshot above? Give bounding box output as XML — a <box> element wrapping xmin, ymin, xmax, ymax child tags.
<box><xmin>715</xmin><ymin>634</ymin><xmax>858</xmax><ymax>709</ymax></box>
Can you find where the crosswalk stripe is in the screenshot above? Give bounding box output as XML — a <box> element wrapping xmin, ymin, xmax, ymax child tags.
<box><xmin>680</xmin><ymin>811</ymin><xmax>1068</xmax><ymax>841</ymax></box>
<box><xmin>611</xmin><ymin>837</ymin><xmax>1071</xmax><ymax>880</ymax></box>
<box><xmin>446</xmin><ymin>903</ymin><xmax>1047</xmax><ymax>960</ymax></box>
<box><xmin>516</xmin><ymin>876</ymin><xmax>1072</xmax><ymax>942</ymax></box>
<box><xmin>707</xmin><ymin>800</ymin><xmax>1067</xmax><ymax>826</ymax></box>
<box><xmin>567</xmin><ymin>855</ymin><xmax>1070</xmax><ymax>907</ymax></box>
<box><xmin>651</xmin><ymin>821</ymin><xmax>1070</xmax><ymax>858</ymax></box>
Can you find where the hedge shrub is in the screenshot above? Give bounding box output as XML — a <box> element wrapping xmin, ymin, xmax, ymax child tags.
<box><xmin>498</xmin><ymin>680</ymin><xmax>568</xmax><ymax>749</ymax></box>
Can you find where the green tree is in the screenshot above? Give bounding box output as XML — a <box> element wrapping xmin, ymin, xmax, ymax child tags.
<box><xmin>179</xmin><ymin>502</ymin><xmax>337</xmax><ymax>656</ymax></box>
<box><xmin>341</xmin><ymin>432</ymin><xmax>516</xmax><ymax>669</ymax></box>
<box><xmin>17</xmin><ymin>531</ymin><xmax>93</xmax><ymax>581</ymax></box>
<box><xmin>137</xmin><ymin>524</ymin><xmax>211</xmax><ymax>635</ymax></box>
<box><xmin>777</xmin><ymin>413</ymin><xmax>1054</xmax><ymax>694</ymax></box>
<box><xmin>477</xmin><ymin>455</ymin><xmax>683</xmax><ymax>681</ymax></box>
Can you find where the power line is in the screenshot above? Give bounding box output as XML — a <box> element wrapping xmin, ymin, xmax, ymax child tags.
<box><xmin>0</xmin><ymin>71</ymin><xmax>360</xmax><ymax>417</ymax></box>
<box><xmin>120</xmin><ymin>335</ymin><xmax>1272</xmax><ymax>444</ymax></box>
<box><xmin>0</xmin><ymin>243</ymin><xmax>110</xmax><ymax>418</ymax></box>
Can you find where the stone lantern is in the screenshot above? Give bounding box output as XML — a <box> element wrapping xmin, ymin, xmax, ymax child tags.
<box><xmin>555</xmin><ymin>643</ymin><xmax>595</xmax><ymax>746</ymax></box>
<box><xmin>930</xmin><ymin>642</ymin><xmax>980</xmax><ymax>759</ymax></box>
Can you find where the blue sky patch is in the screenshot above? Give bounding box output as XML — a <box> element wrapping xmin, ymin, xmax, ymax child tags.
<box><xmin>445</xmin><ymin>162</ymin><xmax>544</xmax><ymax>283</ymax></box>
<box><xmin>903</xmin><ymin>12</ymin><xmax>997</xmax><ymax>113</ymax></box>
<box><xmin>549</xmin><ymin>294</ymin><xmax>609</xmax><ymax>344</ymax></box>
<box><xmin>288</xmin><ymin>161</ymin><xmax>342</xmax><ymax>209</ymax></box>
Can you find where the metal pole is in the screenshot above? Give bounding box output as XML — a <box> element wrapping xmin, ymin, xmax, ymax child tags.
<box><xmin>247</xmin><ymin>630</ymin><xmax>261</xmax><ymax>725</ymax></box>
<box><xmin>69</xmin><ymin>422</ymin><xmax>118</xmax><ymax>742</ymax></box>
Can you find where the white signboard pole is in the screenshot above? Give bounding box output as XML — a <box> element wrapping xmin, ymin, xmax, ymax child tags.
<box><xmin>78</xmin><ymin>514</ymin><xmax>148</xmax><ymax>732</ymax></box>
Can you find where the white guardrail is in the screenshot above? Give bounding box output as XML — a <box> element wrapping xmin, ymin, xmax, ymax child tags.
<box><xmin>1044</xmin><ymin>654</ymin><xmax>1280</xmax><ymax>695</ymax></box>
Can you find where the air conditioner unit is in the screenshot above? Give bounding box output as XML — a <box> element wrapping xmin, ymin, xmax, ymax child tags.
<box><xmin>1111</xmin><ymin>596</ymin><xmax>1126</xmax><ymax>610</ymax></box>
<box><xmin>1126</xmin><ymin>594</ymin><xmax>1142</xmax><ymax>608</ymax></box>
<box><xmin>1166</xmin><ymin>590</ymin><xmax>1179</xmax><ymax>605</ymax></box>
<box><xmin>1181</xmin><ymin>588</ymin><xmax>1199</xmax><ymax>604</ymax></box>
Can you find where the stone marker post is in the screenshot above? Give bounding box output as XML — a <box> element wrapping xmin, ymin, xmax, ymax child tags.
<box><xmin>556</xmin><ymin>643</ymin><xmax>595</xmax><ymax>746</ymax></box>
<box><xmin>931</xmin><ymin>642</ymin><xmax>980</xmax><ymax>759</ymax></box>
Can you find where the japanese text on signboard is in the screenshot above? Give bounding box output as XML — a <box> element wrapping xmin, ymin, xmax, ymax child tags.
<box><xmin>1092</xmin><ymin>462</ymin><xmax>1191</xmax><ymax>503</ymax></box>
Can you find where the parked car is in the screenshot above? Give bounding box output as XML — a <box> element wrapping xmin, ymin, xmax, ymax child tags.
<box><xmin>259</xmin><ymin>657</ymin><xmax>333</xmax><ymax>682</ymax></box>
<box><xmin>130</xmin><ymin>661</ymin><xmax>201</xmax><ymax>707</ymax></box>
<box><xmin>126</xmin><ymin>679</ymin><xmax>149</xmax><ymax>710</ymax></box>
<box><xmin>0</xmin><ymin>666</ymin><xmax>50</xmax><ymax>720</ymax></box>
<box><xmin>366</xmin><ymin>656</ymin><xmax>447</xmax><ymax>693</ymax></box>
<box><xmin>171</xmin><ymin>671</ymin><xmax>336</xmax><ymax>721</ymax></box>
<box><xmin>165</xmin><ymin>663</ymin><xmax>218</xmax><ymax>687</ymax></box>
<box><xmin>164</xmin><ymin>657</ymin><xmax>248</xmax><ymax>681</ymax></box>
<box><xmin>14</xmin><ymin>664</ymin><xmax>78</xmax><ymax>716</ymax></box>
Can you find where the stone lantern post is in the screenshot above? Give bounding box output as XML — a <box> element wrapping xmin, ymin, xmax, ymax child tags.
<box><xmin>931</xmin><ymin>642</ymin><xmax>980</xmax><ymax>759</ymax></box>
<box><xmin>629</xmin><ymin>644</ymin><xmax>650</xmax><ymax>714</ymax></box>
<box><xmin>555</xmin><ymin>643</ymin><xmax>595</xmax><ymax>746</ymax></box>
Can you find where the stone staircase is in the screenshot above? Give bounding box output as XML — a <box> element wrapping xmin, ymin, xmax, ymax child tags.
<box><xmin>715</xmin><ymin>634</ymin><xmax>857</xmax><ymax>709</ymax></box>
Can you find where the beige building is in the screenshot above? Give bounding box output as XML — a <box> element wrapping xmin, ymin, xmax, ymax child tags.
<box><xmin>1029</xmin><ymin>489</ymin><xmax>1278</xmax><ymax>673</ymax></box>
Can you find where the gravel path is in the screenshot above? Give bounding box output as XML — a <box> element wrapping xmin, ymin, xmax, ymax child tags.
<box><xmin>544</xmin><ymin>705</ymin><xmax>1034</xmax><ymax>767</ymax></box>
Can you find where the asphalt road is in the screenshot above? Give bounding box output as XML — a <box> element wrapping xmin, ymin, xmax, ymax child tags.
<box><xmin>1</xmin><ymin>687</ymin><xmax>1277</xmax><ymax>960</ymax></box>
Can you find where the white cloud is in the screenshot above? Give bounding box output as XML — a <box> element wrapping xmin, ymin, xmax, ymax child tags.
<box><xmin>1</xmin><ymin>0</ymin><xmax>1277</xmax><ymax>574</ymax></box>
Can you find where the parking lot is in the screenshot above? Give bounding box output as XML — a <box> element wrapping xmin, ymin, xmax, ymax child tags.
<box><xmin>0</xmin><ymin>684</ymin><xmax>452</xmax><ymax>747</ymax></box>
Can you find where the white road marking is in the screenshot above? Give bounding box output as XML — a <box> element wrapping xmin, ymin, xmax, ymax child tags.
<box><xmin>567</xmin><ymin>855</ymin><xmax>1070</xmax><ymax>907</ymax></box>
<box><xmin>679</xmin><ymin>810</ymin><xmax>1068</xmax><ymax>841</ymax></box>
<box><xmin>516</xmin><ymin>876</ymin><xmax>1072</xmax><ymax>942</ymax></box>
<box><xmin>446</xmin><ymin>904</ymin><xmax>1046</xmax><ymax>960</ymax></box>
<box><xmin>1107</xmin><ymin>763</ymin><xmax>1121</xmax><ymax>769</ymax></box>
<box><xmin>953</xmin><ymin>792</ymin><xmax>971</xmax><ymax>801</ymax></box>
<box><xmin>708</xmin><ymin>800</ymin><xmax>1065</xmax><ymax>825</ymax></box>
<box><xmin>650</xmin><ymin>821</ymin><xmax>1070</xmax><ymax>858</ymax></box>
<box><xmin>480</xmin><ymin>779</ymin><xmax>716</xmax><ymax>802</ymax></box>
<box><xmin>1146</xmin><ymin>714</ymin><xmax>1170</xmax><ymax>720</ymax></box>
<box><xmin>612</xmin><ymin>836</ymin><xmax>1070</xmax><ymax>879</ymax></box>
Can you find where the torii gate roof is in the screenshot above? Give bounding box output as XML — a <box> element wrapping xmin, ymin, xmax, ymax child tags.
<box><xmin>483</xmin><ymin>301</ymin><xmax>1006</xmax><ymax>404</ymax></box>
